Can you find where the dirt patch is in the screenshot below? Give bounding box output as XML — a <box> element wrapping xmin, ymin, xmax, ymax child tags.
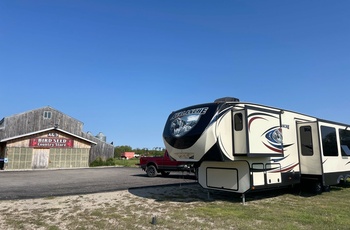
<box><xmin>0</xmin><ymin>183</ymin><xmax>211</xmax><ymax>229</ymax></box>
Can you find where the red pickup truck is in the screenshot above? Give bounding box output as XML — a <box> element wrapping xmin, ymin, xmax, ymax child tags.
<box><xmin>138</xmin><ymin>151</ymin><xmax>194</xmax><ymax>177</ymax></box>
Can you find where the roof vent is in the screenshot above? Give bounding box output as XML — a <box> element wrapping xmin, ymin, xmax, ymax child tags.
<box><xmin>214</xmin><ymin>97</ymin><xmax>240</xmax><ymax>103</ymax></box>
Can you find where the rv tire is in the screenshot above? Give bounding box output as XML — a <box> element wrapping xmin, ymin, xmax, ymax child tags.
<box><xmin>323</xmin><ymin>185</ymin><xmax>330</xmax><ymax>192</ymax></box>
<box><xmin>313</xmin><ymin>181</ymin><xmax>323</xmax><ymax>194</ymax></box>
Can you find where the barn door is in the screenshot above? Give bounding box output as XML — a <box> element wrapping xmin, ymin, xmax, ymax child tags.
<box><xmin>32</xmin><ymin>148</ymin><xmax>49</xmax><ymax>169</ymax></box>
<box><xmin>297</xmin><ymin>122</ymin><xmax>322</xmax><ymax>176</ymax></box>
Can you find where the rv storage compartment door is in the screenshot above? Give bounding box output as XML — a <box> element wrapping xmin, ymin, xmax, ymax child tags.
<box><xmin>207</xmin><ymin>167</ymin><xmax>238</xmax><ymax>190</ymax></box>
<box><xmin>252</xmin><ymin>163</ymin><xmax>265</xmax><ymax>186</ymax></box>
<box><xmin>199</xmin><ymin>161</ymin><xmax>251</xmax><ymax>193</ymax></box>
<box><xmin>266</xmin><ymin>163</ymin><xmax>282</xmax><ymax>184</ymax></box>
<box><xmin>246</xmin><ymin>107</ymin><xmax>283</xmax><ymax>156</ymax></box>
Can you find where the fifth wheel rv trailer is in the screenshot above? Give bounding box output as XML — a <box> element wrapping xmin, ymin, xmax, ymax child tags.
<box><xmin>163</xmin><ymin>97</ymin><xmax>350</xmax><ymax>195</ymax></box>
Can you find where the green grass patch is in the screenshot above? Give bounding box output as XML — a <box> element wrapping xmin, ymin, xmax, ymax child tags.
<box><xmin>90</xmin><ymin>157</ymin><xmax>139</xmax><ymax>167</ymax></box>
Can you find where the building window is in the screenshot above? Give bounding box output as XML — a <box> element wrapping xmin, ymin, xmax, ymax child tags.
<box><xmin>321</xmin><ymin>126</ymin><xmax>338</xmax><ymax>157</ymax></box>
<box><xmin>339</xmin><ymin>129</ymin><xmax>350</xmax><ymax>156</ymax></box>
<box><xmin>43</xmin><ymin>111</ymin><xmax>52</xmax><ymax>119</ymax></box>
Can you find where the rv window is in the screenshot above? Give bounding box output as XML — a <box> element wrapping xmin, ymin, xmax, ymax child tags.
<box><xmin>341</xmin><ymin>145</ymin><xmax>350</xmax><ymax>156</ymax></box>
<box><xmin>252</xmin><ymin>163</ymin><xmax>264</xmax><ymax>171</ymax></box>
<box><xmin>300</xmin><ymin>126</ymin><xmax>313</xmax><ymax>156</ymax></box>
<box><xmin>234</xmin><ymin>113</ymin><xmax>243</xmax><ymax>131</ymax></box>
<box><xmin>321</xmin><ymin>126</ymin><xmax>338</xmax><ymax>157</ymax></box>
<box><xmin>266</xmin><ymin>163</ymin><xmax>281</xmax><ymax>170</ymax></box>
<box><xmin>339</xmin><ymin>129</ymin><xmax>350</xmax><ymax>156</ymax></box>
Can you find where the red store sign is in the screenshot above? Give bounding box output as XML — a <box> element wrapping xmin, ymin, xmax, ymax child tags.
<box><xmin>29</xmin><ymin>138</ymin><xmax>74</xmax><ymax>148</ymax></box>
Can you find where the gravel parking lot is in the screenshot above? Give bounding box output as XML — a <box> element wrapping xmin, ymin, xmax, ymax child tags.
<box><xmin>0</xmin><ymin>167</ymin><xmax>198</xmax><ymax>229</ymax></box>
<box><xmin>0</xmin><ymin>167</ymin><xmax>196</xmax><ymax>200</ymax></box>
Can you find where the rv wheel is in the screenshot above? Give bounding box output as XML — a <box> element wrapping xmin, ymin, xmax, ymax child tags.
<box><xmin>323</xmin><ymin>185</ymin><xmax>330</xmax><ymax>192</ymax></box>
<box><xmin>313</xmin><ymin>181</ymin><xmax>323</xmax><ymax>194</ymax></box>
<box><xmin>146</xmin><ymin>165</ymin><xmax>157</xmax><ymax>177</ymax></box>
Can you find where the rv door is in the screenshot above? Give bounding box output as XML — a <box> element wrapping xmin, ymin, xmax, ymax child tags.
<box><xmin>297</xmin><ymin>122</ymin><xmax>322</xmax><ymax>176</ymax></box>
<box><xmin>233</xmin><ymin>110</ymin><xmax>247</xmax><ymax>154</ymax></box>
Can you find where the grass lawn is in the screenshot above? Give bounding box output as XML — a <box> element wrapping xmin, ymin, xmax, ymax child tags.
<box><xmin>114</xmin><ymin>158</ymin><xmax>140</xmax><ymax>167</ymax></box>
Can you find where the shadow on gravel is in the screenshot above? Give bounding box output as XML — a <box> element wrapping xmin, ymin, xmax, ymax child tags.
<box><xmin>132</xmin><ymin>172</ymin><xmax>197</xmax><ymax>180</ymax></box>
<box><xmin>128</xmin><ymin>182</ymin><xmax>350</xmax><ymax>204</ymax></box>
<box><xmin>128</xmin><ymin>183</ymin><xmax>211</xmax><ymax>203</ymax></box>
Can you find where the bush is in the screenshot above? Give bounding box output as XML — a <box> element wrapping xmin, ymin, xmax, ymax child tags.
<box><xmin>89</xmin><ymin>157</ymin><xmax>105</xmax><ymax>167</ymax></box>
<box><xmin>105</xmin><ymin>158</ymin><xmax>117</xmax><ymax>166</ymax></box>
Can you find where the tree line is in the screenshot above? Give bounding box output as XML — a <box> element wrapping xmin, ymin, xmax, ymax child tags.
<box><xmin>114</xmin><ymin>145</ymin><xmax>165</xmax><ymax>158</ymax></box>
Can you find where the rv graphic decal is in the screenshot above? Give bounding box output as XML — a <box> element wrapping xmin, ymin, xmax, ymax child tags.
<box><xmin>208</xmin><ymin>106</ymin><xmax>233</xmax><ymax>127</ymax></box>
<box><xmin>270</xmin><ymin>155</ymin><xmax>289</xmax><ymax>163</ymax></box>
<box><xmin>247</xmin><ymin>112</ymin><xmax>278</xmax><ymax>131</ymax></box>
<box><xmin>252</xmin><ymin>162</ymin><xmax>299</xmax><ymax>173</ymax></box>
<box><xmin>248</xmin><ymin>113</ymin><xmax>293</xmax><ymax>153</ymax></box>
<box><xmin>267</xmin><ymin>163</ymin><xmax>299</xmax><ymax>173</ymax></box>
<box><xmin>248</xmin><ymin>117</ymin><xmax>267</xmax><ymax>132</ymax></box>
<box><xmin>262</xmin><ymin>127</ymin><xmax>293</xmax><ymax>153</ymax></box>
<box><xmin>269</xmin><ymin>155</ymin><xmax>299</xmax><ymax>172</ymax></box>
<box><xmin>170</xmin><ymin>107</ymin><xmax>208</xmax><ymax>138</ymax></box>
<box><xmin>263</xmin><ymin>127</ymin><xmax>283</xmax><ymax>153</ymax></box>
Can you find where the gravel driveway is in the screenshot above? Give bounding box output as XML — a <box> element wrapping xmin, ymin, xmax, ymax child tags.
<box><xmin>0</xmin><ymin>167</ymin><xmax>196</xmax><ymax>200</ymax></box>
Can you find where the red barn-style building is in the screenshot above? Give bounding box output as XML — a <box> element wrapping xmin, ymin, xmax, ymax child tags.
<box><xmin>0</xmin><ymin>106</ymin><xmax>114</xmax><ymax>170</ymax></box>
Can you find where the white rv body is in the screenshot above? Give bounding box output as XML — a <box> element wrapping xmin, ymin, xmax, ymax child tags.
<box><xmin>163</xmin><ymin>97</ymin><xmax>350</xmax><ymax>194</ymax></box>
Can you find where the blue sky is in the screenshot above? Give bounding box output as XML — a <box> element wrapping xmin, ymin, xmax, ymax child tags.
<box><xmin>1</xmin><ymin>1</ymin><xmax>349</xmax><ymax>149</ymax></box>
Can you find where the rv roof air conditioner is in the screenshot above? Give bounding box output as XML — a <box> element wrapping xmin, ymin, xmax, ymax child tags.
<box><xmin>214</xmin><ymin>97</ymin><xmax>240</xmax><ymax>103</ymax></box>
